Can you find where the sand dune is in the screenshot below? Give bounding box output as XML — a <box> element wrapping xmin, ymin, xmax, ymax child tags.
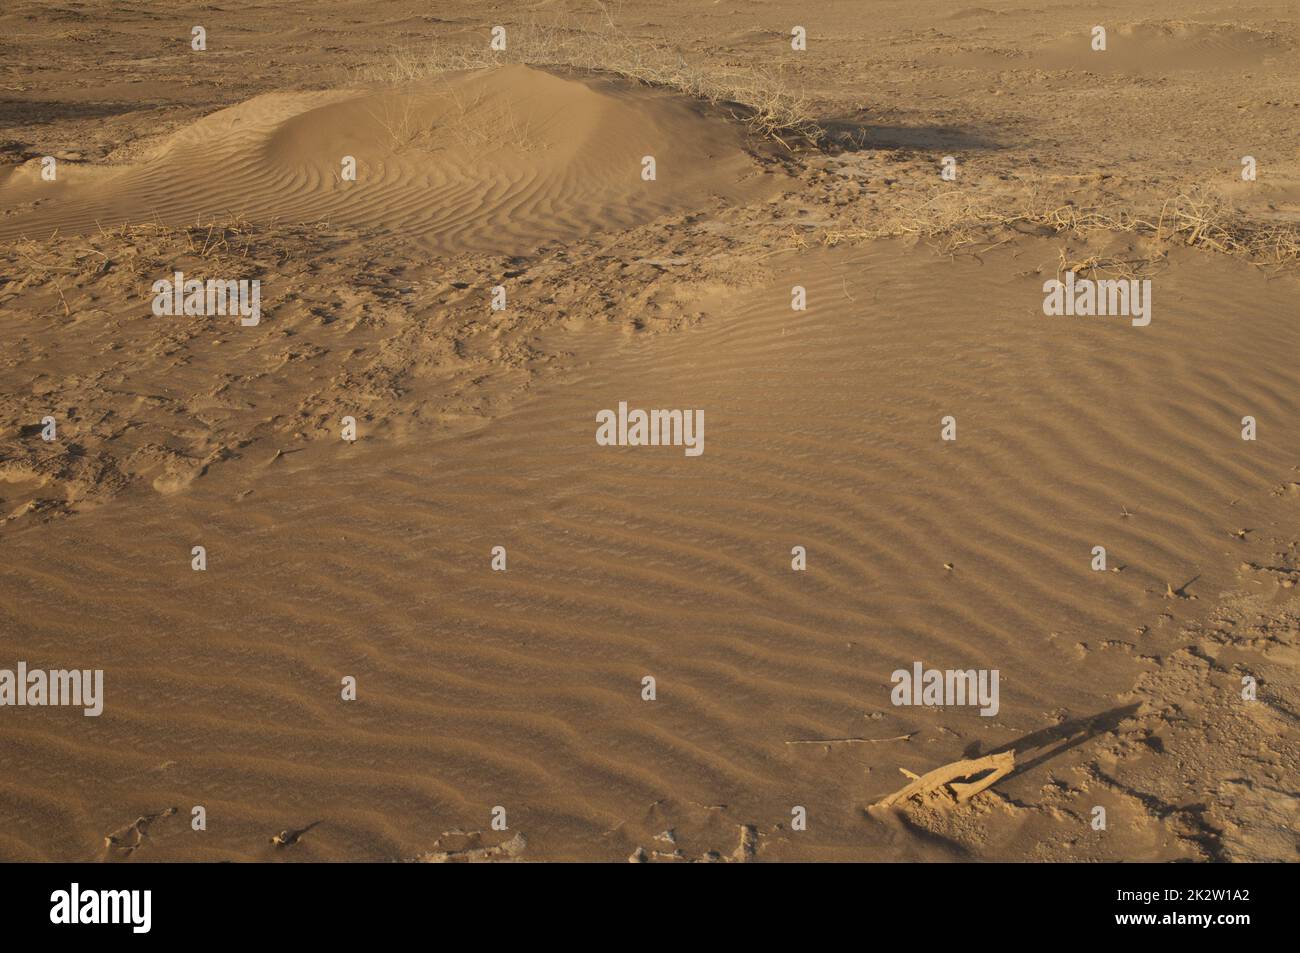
<box><xmin>0</xmin><ymin>65</ymin><xmax>776</xmax><ymax>252</ymax></box>
<box><xmin>0</xmin><ymin>0</ymin><xmax>1297</xmax><ymax>864</ymax></box>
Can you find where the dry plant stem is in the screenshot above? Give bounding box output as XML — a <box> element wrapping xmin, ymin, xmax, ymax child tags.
<box><xmin>785</xmin><ymin>733</ymin><xmax>914</xmax><ymax>745</ymax></box>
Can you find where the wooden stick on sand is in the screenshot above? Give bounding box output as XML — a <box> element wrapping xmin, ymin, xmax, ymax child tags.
<box><xmin>873</xmin><ymin>751</ymin><xmax>1015</xmax><ymax>809</ymax></box>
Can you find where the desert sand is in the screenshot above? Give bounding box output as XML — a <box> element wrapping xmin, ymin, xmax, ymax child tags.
<box><xmin>0</xmin><ymin>1</ymin><xmax>1297</xmax><ymax>862</ymax></box>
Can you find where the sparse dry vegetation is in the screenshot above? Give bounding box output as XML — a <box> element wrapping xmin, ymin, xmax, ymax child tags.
<box><xmin>0</xmin><ymin>215</ymin><xmax>343</xmax><ymax>320</ymax></box>
<box><xmin>819</xmin><ymin>186</ymin><xmax>1300</xmax><ymax>272</ymax></box>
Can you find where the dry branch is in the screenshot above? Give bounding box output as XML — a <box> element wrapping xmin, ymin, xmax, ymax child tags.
<box><xmin>873</xmin><ymin>750</ymin><xmax>1015</xmax><ymax>809</ymax></box>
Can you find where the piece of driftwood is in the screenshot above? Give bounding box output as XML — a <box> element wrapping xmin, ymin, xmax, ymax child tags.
<box><xmin>103</xmin><ymin>806</ymin><xmax>179</xmax><ymax>853</ymax></box>
<box><xmin>873</xmin><ymin>751</ymin><xmax>1015</xmax><ymax>809</ymax></box>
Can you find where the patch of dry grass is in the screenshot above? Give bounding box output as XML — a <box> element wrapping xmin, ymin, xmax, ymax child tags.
<box><xmin>1029</xmin><ymin>189</ymin><xmax>1300</xmax><ymax>266</ymax></box>
<box><xmin>820</xmin><ymin>186</ymin><xmax>1300</xmax><ymax>272</ymax></box>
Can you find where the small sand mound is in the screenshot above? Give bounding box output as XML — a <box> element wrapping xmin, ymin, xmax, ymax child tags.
<box><xmin>1046</xmin><ymin>20</ymin><xmax>1295</xmax><ymax>72</ymax></box>
<box><xmin>0</xmin><ymin>65</ymin><xmax>777</xmax><ymax>254</ymax></box>
<box><xmin>941</xmin><ymin>20</ymin><xmax>1294</xmax><ymax>74</ymax></box>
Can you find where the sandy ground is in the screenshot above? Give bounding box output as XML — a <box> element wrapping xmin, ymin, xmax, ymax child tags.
<box><xmin>0</xmin><ymin>1</ymin><xmax>1297</xmax><ymax>862</ymax></box>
